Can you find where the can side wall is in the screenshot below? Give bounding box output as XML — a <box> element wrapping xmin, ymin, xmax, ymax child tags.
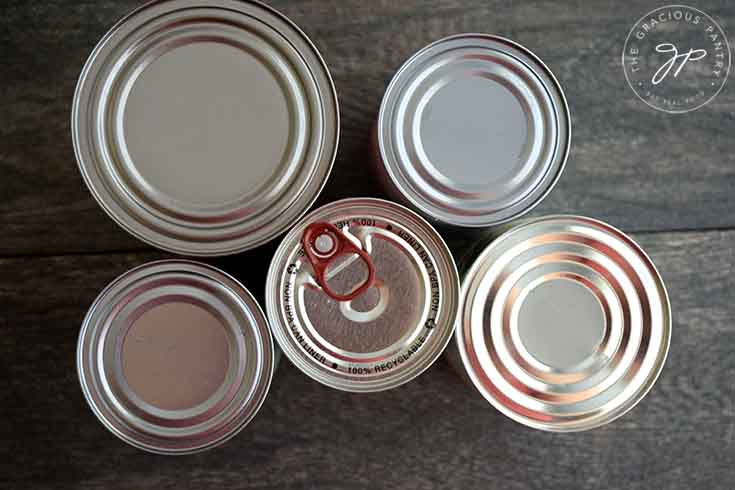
<box><xmin>369</xmin><ymin>121</ymin><xmax>415</xmax><ymax>211</ymax></box>
<box><xmin>453</xmin><ymin>219</ymin><xmax>528</xmax><ymax>275</ymax></box>
<box><xmin>444</xmin><ymin>337</ymin><xmax>476</xmax><ymax>387</ymax></box>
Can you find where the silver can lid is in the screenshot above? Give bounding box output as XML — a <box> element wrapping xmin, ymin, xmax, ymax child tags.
<box><xmin>457</xmin><ymin>216</ymin><xmax>671</xmax><ymax>431</ymax></box>
<box><xmin>377</xmin><ymin>34</ymin><xmax>570</xmax><ymax>227</ymax></box>
<box><xmin>266</xmin><ymin>198</ymin><xmax>460</xmax><ymax>392</ymax></box>
<box><xmin>77</xmin><ymin>260</ymin><xmax>274</xmax><ymax>454</ymax></box>
<box><xmin>72</xmin><ymin>0</ymin><xmax>339</xmax><ymax>255</ymax></box>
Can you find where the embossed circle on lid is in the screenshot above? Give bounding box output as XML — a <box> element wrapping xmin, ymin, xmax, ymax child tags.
<box><xmin>457</xmin><ymin>216</ymin><xmax>671</xmax><ymax>431</ymax></box>
<box><xmin>378</xmin><ymin>34</ymin><xmax>570</xmax><ymax>227</ymax></box>
<box><xmin>73</xmin><ymin>0</ymin><xmax>338</xmax><ymax>255</ymax></box>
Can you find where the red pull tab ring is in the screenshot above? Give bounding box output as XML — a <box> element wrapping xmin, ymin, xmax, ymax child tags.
<box><xmin>301</xmin><ymin>222</ymin><xmax>376</xmax><ymax>302</ymax></box>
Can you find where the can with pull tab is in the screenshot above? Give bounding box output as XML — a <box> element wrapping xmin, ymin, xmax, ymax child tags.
<box><xmin>266</xmin><ymin>198</ymin><xmax>460</xmax><ymax>392</ymax></box>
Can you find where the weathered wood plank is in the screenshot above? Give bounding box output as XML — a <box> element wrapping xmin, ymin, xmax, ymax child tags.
<box><xmin>1</xmin><ymin>0</ymin><xmax>734</xmax><ymax>255</ymax></box>
<box><xmin>0</xmin><ymin>229</ymin><xmax>732</xmax><ymax>489</ymax></box>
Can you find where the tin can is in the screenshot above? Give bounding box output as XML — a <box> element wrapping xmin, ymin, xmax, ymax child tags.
<box><xmin>72</xmin><ymin>0</ymin><xmax>339</xmax><ymax>256</ymax></box>
<box><xmin>454</xmin><ymin>216</ymin><xmax>671</xmax><ymax>431</ymax></box>
<box><xmin>374</xmin><ymin>34</ymin><xmax>570</xmax><ymax>228</ymax></box>
<box><xmin>266</xmin><ymin>198</ymin><xmax>460</xmax><ymax>392</ymax></box>
<box><xmin>77</xmin><ymin>260</ymin><xmax>274</xmax><ymax>454</ymax></box>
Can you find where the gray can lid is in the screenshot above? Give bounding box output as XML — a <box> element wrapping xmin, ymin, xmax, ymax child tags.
<box><xmin>72</xmin><ymin>0</ymin><xmax>339</xmax><ymax>255</ymax></box>
<box><xmin>457</xmin><ymin>216</ymin><xmax>671</xmax><ymax>431</ymax></box>
<box><xmin>76</xmin><ymin>260</ymin><xmax>274</xmax><ymax>454</ymax></box>
<box><xmin>378</xmin><ymin>34</ymin><xmax>570</xmax><ymax>227</ymax></box>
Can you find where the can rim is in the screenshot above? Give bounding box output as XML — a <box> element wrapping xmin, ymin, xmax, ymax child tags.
<box><xmin>265</xmin><ymin>197</ymin><xmax>460</xmax><ymax>392</ymax></box>
<box><xmin>71</xmin><ymin>0</ymin><xmax>340</xmax><ymax>256</ymax></box>
<box><xmin>377</xmin><ymin>33</ymin><xmax>571</xmax><ymax>228</ymax></box>
<box><xmin>456</xmin><ymin>215</ymin><xmax>671</xmax><ymax>432</ymax></box>
<box><xmin>77</xmin><ymin>259</ymin><xmax>275</xmax><ymax>454</ymax></box>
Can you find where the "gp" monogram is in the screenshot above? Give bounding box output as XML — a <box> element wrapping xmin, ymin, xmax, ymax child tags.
<box><xmin>652</xmin><ymin>43</ymin><xmax>707</xmax><ymax>85</ymax></box>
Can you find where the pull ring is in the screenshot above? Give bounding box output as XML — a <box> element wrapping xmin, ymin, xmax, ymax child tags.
<box><xmin>301</xmin><ymin>222</ymin><xmax>376</xmax><ymax>302</ymax></box>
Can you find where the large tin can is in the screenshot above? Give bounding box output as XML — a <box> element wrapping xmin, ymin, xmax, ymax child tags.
<box><xmin>266</xmin><ymin>198</ymin><xmax>460</xmax><ymax>392</ymax></box>
<box><xmin>373</xmin><ymin>34</ymin><xmax>570</xmax><ymax>229</ymax></box>
<box><xmin>453</xmin><ymin>216</ymin><xmax>671</xmax><ymax>431</ymax></box>
<box><xmin>72</xmin><ymin>0</ymin><xmax>339</xmax><ymax>255</ymax></box>
<box><xmin>77</xmin><ymin>260</ymin><xmax>274</xmax><ymax>454</ymax></box>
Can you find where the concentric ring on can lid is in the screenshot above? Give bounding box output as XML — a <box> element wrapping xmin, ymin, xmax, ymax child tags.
<box><xmin>457</xmin><ymin>216</ymin><xmax>671</xmax><ymax>431</ymax></box>
<box><xmin>377</xmin><ymin>34</ymin><xmax>570</xmax><ymax>227</ymax></box>
<box><xmin>72</xmin><ymin>0</ymin><xmax>339</xmax><ymax>255</ymax></box>
<box><xmin>266</xmin><ymin>198</ymin><xmax>460</xmax><ymax>392</ymax></box>
<box><xmin>77</xmin><ymin>260</ymin><xmax>274</xmax><ymax>454</ymax></box>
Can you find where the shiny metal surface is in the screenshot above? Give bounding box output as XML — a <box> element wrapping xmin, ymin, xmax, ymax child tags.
<box><xmin>72</xmin><ymin>0</ymin><xmax>338</xmax><ymax>255</ymax></box>
<box><xmin>376</xmin><ymin>34</ymin><xmax>570</xmax><ymax>228</ymax></box>
<box><xmin>456</xmin><ymin>216</ymin><xmax>671</xmax><ymax>431</ymax></box>
<box><xmin>266</xmin><ymin>198</ymin><xmax>459</xmax><ymax>392</ymax></box>
<box><xmin>77</xmin><ymin>260</ymin><xmax>274</xmax><ymax>454</ymax></box>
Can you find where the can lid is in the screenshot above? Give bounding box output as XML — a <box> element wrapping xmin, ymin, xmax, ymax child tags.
<box><xmin>266</xmin><ymin>198</ymin><xmax>460</xmax><ymax>392</ymax></box>
<box><xmin>72</xmin><ymin>0</ymin><xmax>338</xmax><ymax>255</ymax></box>
<box><xmin>378</xmin><ymin>34</ymin><xmax>570</xmax><ymax>227</ymax></box>
<box><xmin>77</xmin><ymin>260</ymin><xmax>274</xmax><ymax>454</ymax></box>
<box><xmin>457</xmin><ymin>216</ymin><xmax>671</xmax><ymax>431</ymax></box>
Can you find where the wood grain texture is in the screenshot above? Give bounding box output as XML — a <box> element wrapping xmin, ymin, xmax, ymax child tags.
<box><xmin>1</xmin><ymin>230</ymin><xmax>733</xmax><ymax>490</ymax></box>
<box><xmin>1</xmin><ymin>0</ymin><xmax>734</xmax><ymax>255</ymax></box>
<box><xmin>1</xmin><ymin>1</ymin><xmax>734</xmax><ymax>489</ymax></box>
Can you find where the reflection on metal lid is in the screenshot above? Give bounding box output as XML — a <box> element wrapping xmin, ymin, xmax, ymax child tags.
<box><xmin>377</xmin><ymin>34</ymin><xmax>570</xmax><ymax>227</ymax></box>
<box><xmin>457</xmin><ymin>216</ymin><xmax>671</xmax><ymax>431</ymax></box>
<box><xmin>72</xmin><ymin>0</ymin><xmax>338</xmax><ymax>255</ymax></box>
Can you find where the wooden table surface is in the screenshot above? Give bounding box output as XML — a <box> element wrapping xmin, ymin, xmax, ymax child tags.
<box><xmin>2</xmin><ymin>0</ymin><xmax>734</xmax><ymax>488</ymax></box>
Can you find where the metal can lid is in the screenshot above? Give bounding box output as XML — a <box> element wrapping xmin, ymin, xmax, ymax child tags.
<box><xmin>72</xmin><ymin>0</ymin><xmax>339</xmax><ymax>255</ymax></box>
<box><xmin>377</xmin><ymin>34</ymin><xmax>570</xmax><ymax>227</ymax></box>
<box><xmin>77</xmin><ymin>260</ymin><xmax>274</xmax><ymax>454</ymax></box>
<box><xmin>457</xmin><ymin>216</ymin><xmax>671</xmax><ymax>431</ymax></box>
<box><xmin>266</xmin><ymin>198</ymin><xmax>460</xmax><ymax>392</ymax></box>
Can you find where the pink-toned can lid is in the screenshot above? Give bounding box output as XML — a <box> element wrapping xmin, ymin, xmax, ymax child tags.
<box><xmin>77</xmin><ymin>260</ymin><xmax>274</xmax><ymax>454</ymax></box>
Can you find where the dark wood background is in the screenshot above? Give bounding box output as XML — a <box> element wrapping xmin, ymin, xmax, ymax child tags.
<box><xmin>2</xmin><ymin>0</ymin><xmax>734</xmax><ymax>488</ymax></box>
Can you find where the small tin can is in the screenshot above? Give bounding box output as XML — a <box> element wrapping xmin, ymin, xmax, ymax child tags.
<box><xmin>374</xmin><ymin>34</ymin><xmax>570</xmax><ymax>228</ymax></box>
<box><xmin>454</xmin><ymin>216</ymin><xmax>671</xmax><ymax>431</ymax></box>
<box><xmin>77</xmin><ymin>260</ymin><xmax>274</xmax><ymax>454</ymax></box>
<box><xmin>266</xmin><ymin>198</ymin><xmax>460</xmax><ymax>392</ymax></box>
<box><xmin>72</xmin><ymin>0</ymin><xmax>339</xmax><ymax>255</ymax></box>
